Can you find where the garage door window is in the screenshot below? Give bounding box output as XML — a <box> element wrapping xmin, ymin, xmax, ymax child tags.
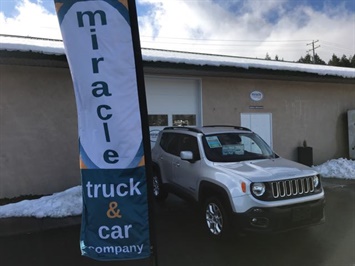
<box><xmin>149</xmin><ymin>114</ymin><xmax>168</xmax><ymax>126</ymax></box>
<box><xmin>173</xmin><ymin>114</ymin><xmax>196</xmax><ymax>126</ymax></box>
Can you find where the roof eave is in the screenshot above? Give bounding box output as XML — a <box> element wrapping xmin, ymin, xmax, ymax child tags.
<box><xmin>143</xmin><ymin>60</ymin><xmax>355</xmax><ymax>84</ymax></box>
<box><xmin>1</xmin><ymin>49</ymin><xmax>354</xmax><ymax>83</ymax></box>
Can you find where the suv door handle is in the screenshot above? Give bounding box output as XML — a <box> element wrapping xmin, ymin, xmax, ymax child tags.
<box><xmin>173</xmin><ymin>162</ymin><xmax>180</xmax><ymax>167</ymax></box>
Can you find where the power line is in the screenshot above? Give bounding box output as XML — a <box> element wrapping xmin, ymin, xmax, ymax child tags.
<box><xmin>0</xmin><ymin>33</ymin><xmax>62</xmax><ymax>42</ymax></box>
<box><xmin>321</xmin><ymin>41</ymin><xmax>354</xmax><ymax>55</ymax></box>
<box><xmin>140</xmin><ymin>35</ymin><xmax>309</xmax><ymax>43</ymax></box>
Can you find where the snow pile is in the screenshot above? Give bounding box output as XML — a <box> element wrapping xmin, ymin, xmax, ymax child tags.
<box><xmin>143</xmin><ymin>48</ymin><xmax>355</xmax><ymax>79</ymax></box>
<box><xmin>0</xmin><ymin>186</ymin><xmax>82</xmax><ymax>218</ymax></box>
<box><xmin>312</xmin><ymin>158</ymin><xmax>355</xmax><ymax>179</ymax></box>
<box><xmin>0</xmin><ymin>158</ymin><xmax>354</xmax><ymax>218</ymax></box>
<box><xmin>1</xmin><ymin>35</ymin><xmax>355</xmax><ymax>79</ymax></box>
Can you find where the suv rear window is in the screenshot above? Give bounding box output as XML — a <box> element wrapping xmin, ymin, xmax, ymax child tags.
<box><xmin>202</xmin><ymin>132</ymin><xmax>276</xmax><ymax>162</ymax></box>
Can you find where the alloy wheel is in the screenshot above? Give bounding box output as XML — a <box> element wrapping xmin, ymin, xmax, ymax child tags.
<box><xmin>205</xmin><ymin>202</ymin><xmax>224</xmax><ymax>235</ymax></box>
<box><xmin>152</xmin><ymin>175</ymin><xmax>160</xmax><ymax>197</ymax></box>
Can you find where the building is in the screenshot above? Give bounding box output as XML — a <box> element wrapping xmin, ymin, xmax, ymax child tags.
<box><xmin>1</xmin><ymin>35</ymin><xmax>354</xmax><ymax>198</ymax></box>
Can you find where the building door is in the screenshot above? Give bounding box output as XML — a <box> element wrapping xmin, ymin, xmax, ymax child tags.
<box><xmin>241</xmin><ymin>113</ymin><xmax>273</xmax><ymax>148</ymax></box>
<box><xmin>348</xmin><ymin>110</ymin><xmax>355</xmax><ymax>159</ymax></box>
<box><xmin>145</xmin><ymin>76</ymin><xmax>201</xmax><ymax>147</ymax></box>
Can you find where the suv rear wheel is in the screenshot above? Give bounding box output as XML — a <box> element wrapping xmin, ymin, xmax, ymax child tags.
<box><xmin>152</xmin><ymin>169</ymin><xmax>168</xmax><ymax>201</ymax></box>
<box><xmin>204</xmin><ymin>197</ymin><xmax>231</xmax><ymax>239</ymax></box>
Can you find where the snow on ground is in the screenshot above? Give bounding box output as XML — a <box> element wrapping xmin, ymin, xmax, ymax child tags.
<box><xmin>0</xmin><ymin>158</ymin><xmax>354</xmax><ymax>219</ymax></box>
<box><xmin>312</xmin><ymin>158</ymin><xmax>355</xmax><ymax>179</ymax></box>
<box><xmin>0</xmin><ymin>186</ymin><xmax>82</xmax><ymax>218</ymax></box>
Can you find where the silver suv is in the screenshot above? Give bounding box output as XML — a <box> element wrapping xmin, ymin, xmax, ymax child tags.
<box><xmin>151</xmin><ymin>126</ymin><xmax>325</xmax><ymax>238</ymax></box>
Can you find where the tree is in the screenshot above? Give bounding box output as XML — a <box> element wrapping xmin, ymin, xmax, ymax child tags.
<box><xmin>350</xmin><ymin>55</ymin><xmax>355</xmax><ymax>68</ymax></box>
<box><xmin>328</xmin><ymin>54</ymin><xmax>341</xmax><ymax>66</ymax></box>
<box><xmin>296</xmin><ymin>53</ymin><xmax>354</xmax><ymax>68</ymax></box>
<box><xmin>328</xmin><ymin>54</ymin><xmax>355</xmax><ymax>68</ymax></box>
<box><xmin>313</xmin><ymin>54</ymin><xmax>326</xmax><ymax>65</ymax></box>
<box><xmin>340</xmin><ymin>55</ymin><xmax>351</xmax><ymax>67</ymax></box>
<box><xmin>298</xmin><ymin>54</ymin><xmax>312</xmax><ymax>64</ymax></box>
<box><xmin>265</xmin><ymin>53</ymin><xmax>271</xmax><ymax>60</ymax></box>
<box><xmin>298</xmin><ymin>53</ymin><xmax>325</xmax><ymax>64</ymax></box>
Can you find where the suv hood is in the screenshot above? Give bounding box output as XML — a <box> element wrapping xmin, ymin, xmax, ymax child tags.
<box><xmin>214</xmin><ymin>158</ymin><xmax>317</xmax><ymax>182</ymax></box>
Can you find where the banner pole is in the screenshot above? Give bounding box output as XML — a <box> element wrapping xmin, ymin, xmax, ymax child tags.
<box><xmin>127</xmin><ymin>0</ymin><xmax>159</xmax><ymax>265</ymax></box>
<box><xmin>55</xmin><ymin>0</ymin><xmax>157</xmax><ymax>261</ymax></box>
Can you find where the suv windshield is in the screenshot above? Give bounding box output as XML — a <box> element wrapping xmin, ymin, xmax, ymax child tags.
<box><xmin>202</xmin><ymin>132</ymin><xmax>277</xmax><ymax>162</ymax></box>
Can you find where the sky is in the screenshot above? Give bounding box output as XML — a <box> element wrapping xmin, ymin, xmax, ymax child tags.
<box><xmin>0</xmin><ymin>0</ymin><xmax>354</xmax><ymax>62</ymax></box>
<box><xmin>0</xmin><ymin>158</ymin><xmax>354</xmax><ymax>218</ymax></box>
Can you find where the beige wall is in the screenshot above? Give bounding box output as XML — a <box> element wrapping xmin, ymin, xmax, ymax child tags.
<box><xmin>202</xmin><ymin>77</ymin><xmax>355</xmax><ymax>164</ymax></box>
<box><xmin>1</xmin><ymin>63</ymin><xmax>354</xmax><ymax>198</ymax></box>
<box><xmin>0</xmin><ymin>65</ymin><xmax>80</xmax><ymax>198</ymax></box>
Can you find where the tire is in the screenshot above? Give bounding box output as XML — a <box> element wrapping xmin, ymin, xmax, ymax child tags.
<box><xmin>152</xmin><ymin>169</ymin><xmax>168</xmax><ymax>201</ymax></box>
<box><xmin>203</xmin><ymin>197</ymin><xmax>232</xmax><ymax>239</ymax></box>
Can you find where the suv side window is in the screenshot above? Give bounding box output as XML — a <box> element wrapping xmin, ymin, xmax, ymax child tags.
<box><xmin>159</xmin><ymin>132</ymin><xmax>200</xmax><ymax>160</ymax></box>
<box><xmin>159</xmin><ymin>132</ymin><xmax>170</xmax><ymax>151</ymax></box>
<box><xmin>180</xmin><ymin>134</ymin><xmax>200</xmax><ymax>161</ymax></box>
<box><xmin>159</xmin><ymin>132</ymin><xmax>180</xmax><ymax>156</ymax></box>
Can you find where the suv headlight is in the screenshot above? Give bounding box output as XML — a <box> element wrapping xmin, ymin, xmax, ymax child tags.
<box><xmin>251</xmin><ymin>183</ymin><xmax>266</xmax><ymax>197</ymax></box>
<box><xmin>313</xmin><ymin>175</ymin><xmax>320</xmax><ymax>188</ymax></box>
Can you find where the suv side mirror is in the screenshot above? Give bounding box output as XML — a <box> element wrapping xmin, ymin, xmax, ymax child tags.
<box><xmin>180</xmin><ymin>151</ymin><xmax>194</xmax><ymax>162</ymax></box>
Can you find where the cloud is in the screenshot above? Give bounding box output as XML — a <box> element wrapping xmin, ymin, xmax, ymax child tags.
<box><xmin>137</xmin><ymin>0</ymin><xmax>355</xmax><ymax>61</ymax></box>
<box><xmin>0</xmin><ymin>0</ymin><xmax>61</xmax><ymax>39</ymax></box>
<box><xmin>0</xmin><ymin>0</ymin><xmax>354</xmax><ymax>61</ymax></box>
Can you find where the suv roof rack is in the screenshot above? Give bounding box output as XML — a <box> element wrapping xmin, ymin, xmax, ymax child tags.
<box><xmin>163</xmin><ymin>125</ymin><xmax>251</xmax><ymax>135</ymax></box>
<box><xmin>203</xmin><ymin>125</ymin><xmax>251</xmax><ymax>131</ymax></box>
<box><xmin>163</xmin><ymin>126</ymin><xmax>203</xmax><ymax>133</ymax></box>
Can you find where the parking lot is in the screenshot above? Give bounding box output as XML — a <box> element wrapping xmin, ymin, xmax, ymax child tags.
<box><xmin>0</xmin><ymin>178</ymin><xmax>354</xmax><ymax>266</ymax></box>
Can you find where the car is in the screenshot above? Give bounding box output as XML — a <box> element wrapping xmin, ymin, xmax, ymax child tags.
<box><xmin>151</xmin><ymin>125</ymin><xmax>325</xmax><ymax>238</ymax></box>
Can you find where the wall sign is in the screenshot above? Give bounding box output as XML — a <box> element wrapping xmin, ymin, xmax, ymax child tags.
<box><xmin>250</xmin><ymin>91</ymin><xmax>264</xmax><ymax>101</ymax></box>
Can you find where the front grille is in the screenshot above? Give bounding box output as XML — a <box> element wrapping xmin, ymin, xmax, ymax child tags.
<box><xmin>271</xmin><ymin>177</ymin><xmax>315</xmax><ymax>199</ymax></box>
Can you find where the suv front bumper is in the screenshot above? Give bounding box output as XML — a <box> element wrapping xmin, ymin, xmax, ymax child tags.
<box><xmin>233</xmin><ymin>198</ymin><xmax>325</xmax><ymax>233</ymax></box>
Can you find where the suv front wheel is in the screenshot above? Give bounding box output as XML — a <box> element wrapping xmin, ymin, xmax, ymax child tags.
<box><xmin>204</xmin><ymin>197</ymin><xmax>232</xmax><ymax>239</ymax></box>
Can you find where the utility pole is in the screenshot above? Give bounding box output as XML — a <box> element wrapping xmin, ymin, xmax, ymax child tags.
<box><xmin>307</xmin><ymin>40</ymin><xmax>320</xmax><ymax>64</ymax></box>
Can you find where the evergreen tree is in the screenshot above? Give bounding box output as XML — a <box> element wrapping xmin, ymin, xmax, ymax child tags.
<box><xmin>298</xmin><ymin>54</ymin><xmax>312</xmax><ymax>63</ymax></box>
<box><xmin>328</xmin><ymin>54</ymin><xmax>355</xmax><ymax>68</ymax></box>
<box><xmin>328</xmin><ymin>54</ymin><xmax>341</xmax><ymax>66</ymax></box>
<box><xmin>265</xmin><ymin>53</ymin><xmax>271</xmax><ymax>60</ymax></box>
<box><xmin>314</xmin><ymin>54</ymin><xmax>326</xmax><ymax>65</ymax></box>
<box><xmin>295</xmin><ymin>52</ymin><xmax>354</xmax><ymax>68</ymax></box>
<box><xmin>350</xmin><ymin>55</ymin><xmax>355</xmax><ymax>67</ymax></box>
<box><xmin>340</xmin><ymin>55</ymin><xmax>351</xmax><ymax>67</ymax></box>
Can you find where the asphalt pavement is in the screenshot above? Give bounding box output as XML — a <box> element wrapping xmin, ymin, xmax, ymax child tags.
<box><xmin>0</xmin><ymin>178</ymin><xmax>354</xmax><ymax>266</ymax></box>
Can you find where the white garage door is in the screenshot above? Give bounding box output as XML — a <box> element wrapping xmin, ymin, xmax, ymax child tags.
<box><xmin>145</xmin><ymin>76</ymin><xmax>202</xmax><ymax>146</ymax></box>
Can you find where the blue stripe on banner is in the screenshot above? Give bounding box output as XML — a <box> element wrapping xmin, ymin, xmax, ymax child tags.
<box><xmin>79</xmin><ymin>139</ymin><xmax>144</xmax><ymax>169</ymax></box>
<box><xmin>128</xmin><ymin>141</ymin><xmax>144</xmax><ymax>168</ymax></box>
<box><xmin>55</xmin><ymin>0</ymin><xmax>130</xmax><ymax>25</ymax></box>
<box><xmin>79</xmin><ymin>139</ymin><xmax>99</xmax><ymax>169</ymax></box>
<box><xmin>79</xmin><ymin>140</ymin><xmax>144</xmax><ymax>169</ymax></box>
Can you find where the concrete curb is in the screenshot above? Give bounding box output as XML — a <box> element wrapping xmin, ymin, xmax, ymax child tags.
<box><xmin>0</xmin><ymin>215</ymin><xmax>81</xmax><ymax>237</ymax></box>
